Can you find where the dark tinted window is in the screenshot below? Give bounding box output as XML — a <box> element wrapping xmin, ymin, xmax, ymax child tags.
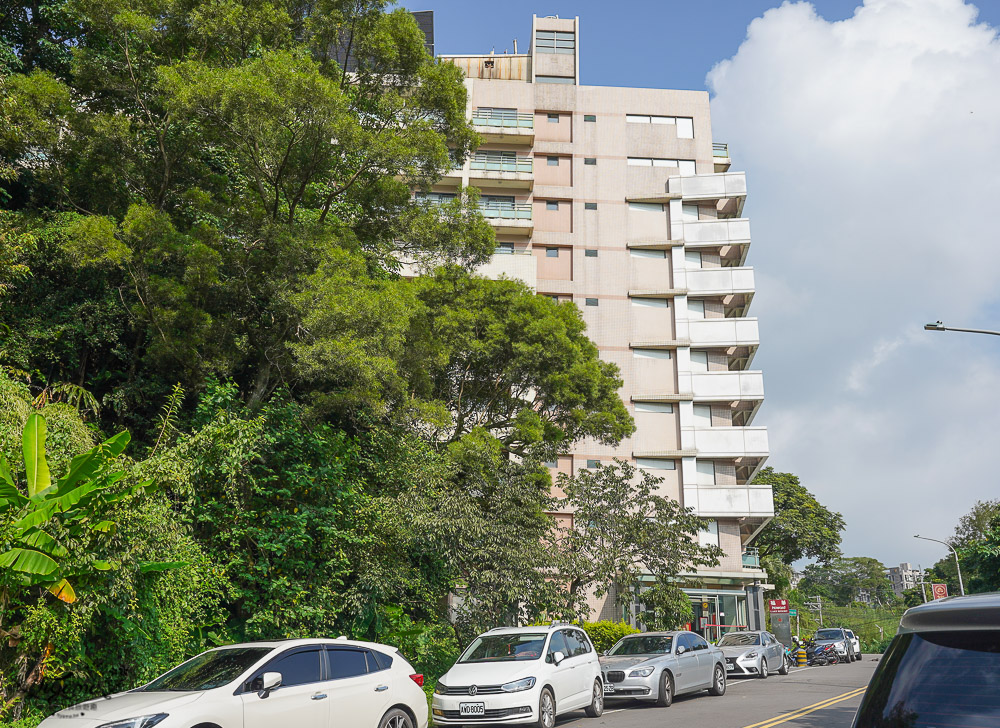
<box><xmin>691</xmin><ymin>635</ymin><xmax>709</xmax><ymax>651</ymax></box>
<box><xmin>370</xmin><ymin>650</ymin><xmax>393</xmax><ymax>671</ymax></box>
<box><xmin>562</xmin><ymin>630</ymin><xmax>589</xmax><ymax>657</ymax></box>
<box><xmin>327</xmin><ymin>649</ymin><xmax>369</xmax><ymax>679</ymax></box>
<box><xmin>815</xmin><ymin>629</ymin><xmax>845</xmax><ymax>640</ymax></box>
<box><xmin>855</xmin><ymin>630</ymin><xmax>1000</xmax><ymax>728</ymax></box>
<box><xmin>676</xmin><ymin>634</ymin><xmax>694</xmax><ymax>652</ymax></box>
<box><xmin>572</xmin><ymin>630</ymin><xmax>593</xmax><ymax>655</ymax></box>
<box><xmin>608</xmin><ymin>636</ymin><xmax>672</xmax><ymax>656</ymax></box>
<box><xmin>547</xmin><ymin>631</ymin><xmax>569</xmax><ymax>662</ymax></box>
<box><xmin>262</xmin><ymin>649</ymin><xmax>323</xmax><ymax>688</ymax></box>
<box><xmin>144</xmin><ymin>648</ymin><xmax>271</xmax><ymax>691</ymax></box>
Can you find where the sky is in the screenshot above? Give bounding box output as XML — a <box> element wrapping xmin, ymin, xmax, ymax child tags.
<box><xmin>401</xmin><ymin>0</ymin><xmax>1000</xmax><ymax>572</ymax></box>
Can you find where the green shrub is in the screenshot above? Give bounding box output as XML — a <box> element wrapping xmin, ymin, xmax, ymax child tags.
<box><xmin>582</xmin><ymin>620</ymin><xmax>638</xmax><ymax>653</ymax></box>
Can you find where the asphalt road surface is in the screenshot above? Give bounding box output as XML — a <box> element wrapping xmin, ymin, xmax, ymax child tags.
<box><xmin>556</xmin><ymin>655</ymin><xmax>879</xmax><ymax>728</ymax></box>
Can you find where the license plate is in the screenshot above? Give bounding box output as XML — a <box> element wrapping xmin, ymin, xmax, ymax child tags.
<box><xmin>460</xmin><ymin>703</ymin><xmax>485</xmax><ymax>716</ymax></box>
<box><xmin>726</xmin><ymin>663</ymin><xmax>734</xmax><ymax>671</ymax></box>
<box><xmin>603</xmin><ymin>683</ymin><xmax>615</xmax><ymax>694</ymax></box>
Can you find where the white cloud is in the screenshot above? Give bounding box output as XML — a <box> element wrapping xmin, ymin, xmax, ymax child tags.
<box><xmin>708</xmin><ymin>0</ymin><xmax>1000</xmax><ymax>568</ymax></box>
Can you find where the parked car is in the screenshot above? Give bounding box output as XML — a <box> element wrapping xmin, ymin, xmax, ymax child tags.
<box><xmin>717</xmin><ymin>630</ymin><xmax>789</xmax><ymax>678</ymax></box>
<box><xmin>853</xmin><ymin>593</ymin><xmax>1000</xmax><ymax>728</ymax></box>
<box><xmin>39</xmin><ymin>638</ymin><xmax>428</xmax><ymax>728</ymax></box>
<box><xmin>432</xmin><ymin>624</ymin><xmax>603</xmax><ymax>728</ymax></box>
<box><xmin>811</xmin><ymin>627</ymin><xmax>857</xmax><ymax>662</ymax></box>
<box><xmin>845</xmin><ymin>629</ymin><xmax>861</xmax><ymax>660</ymax></box>
<box><xmin>598</xmin><ymin>631</ymin><xmax>727</xmax><ymax>707</ymax></box>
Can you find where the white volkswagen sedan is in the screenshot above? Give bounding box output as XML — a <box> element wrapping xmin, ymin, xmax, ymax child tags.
<box><xmin>40</xmin><ymin>638</ymin><xmax>428</xmax><ymax>728</ymax></box>
<box><xmin>432</xmin><ymin>624</ymin><xmax>604</xmax><ymax>728</ymax></box>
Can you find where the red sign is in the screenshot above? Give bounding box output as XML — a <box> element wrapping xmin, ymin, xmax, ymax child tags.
<box><xmin>931</xmin><ymin>583</ymin><xmax>948</xmax><ymax>600</ymax></box>
<box><xmin>769</xmin><ymin>599</ymin><xmax>790</xmax><ymax>613</ymax></box>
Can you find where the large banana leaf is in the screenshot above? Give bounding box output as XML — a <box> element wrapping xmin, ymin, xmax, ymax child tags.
<box><xmin>20</xmin><ymin>529</ymin><xmax>68</xmax><ymax>558</ymax></box>
<box><xmin>0</xmin><ymin>548</ymin><xmax>59</xmax><ymax>575</ymax></box>
<box><xmin>22</xmin><ymin>414</ymin><xmax>51</xmax><ymax>498</ymax></box>
<box><xmin>47</xmin><ymin>579</ymin><xmax>76</xmax><ymax>604</ymax></box>
<box><xmin>0</xmin><ymin>454</ymin><xmax>13</xmax><ymax>488</ymax></box>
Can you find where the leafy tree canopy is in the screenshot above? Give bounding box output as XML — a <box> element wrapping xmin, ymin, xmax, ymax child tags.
<box><xmin>751</xmin><ymin>467</ymin><xmax>845</xmax><ymax>565</ymax></box>
<box><xmin>799</xmin><ymin>556</ymin><xmax>897</xmax><ymax>607</ymax></box>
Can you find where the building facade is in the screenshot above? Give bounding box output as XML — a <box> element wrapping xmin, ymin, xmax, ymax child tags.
<box><xmin>887</xmin><ymin>563</ymin><xmax>922</xmax><ymax>597</ymax></box>
<box><xmin>431</xmin><ymin>15</ymin><xmax>773</xmax><ymax>639</ymax></box>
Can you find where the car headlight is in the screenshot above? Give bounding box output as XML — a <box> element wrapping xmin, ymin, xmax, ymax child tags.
<box><xmin>745</xmin><ymin>651</ymin><xmax>758</xmax><ymax>659</ymax></box>
<box><xmin>97</xmin><ymin>716</ymin><xmax>168</xmax><ymax>728</ymax></box>
<box><xmin>434</xmin><ymin>682</ymin><xmax>447</xmax><ymax>695</ymax></box>
<box><xmin>501</xmin><ymin>677</ymin><xmax>536</xmax><ymax>692</ymax></box>
<box><xmin>628</xmin><ymin>667</ymin><xmax>655</xmax><ymax>678</ymax></box>
<box><xmin>837</xmin><ymin>641</ymin><xmax>846</xmax><ymax>649</ymax></box>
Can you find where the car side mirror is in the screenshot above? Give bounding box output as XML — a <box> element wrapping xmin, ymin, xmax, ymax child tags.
<box><xmin>552</xmin><ymin>651</ymin><xmax>566</xmax><ymax>665</ymax></box>
<box><xmin>676</xmin><ymin>646</ymin><xmax>686</xmax><ymax>655</ymax></box>
<box><xmin>259</xmin><ymin>672</ymin><xmax>282</xmax><ymax>698</ymax></box>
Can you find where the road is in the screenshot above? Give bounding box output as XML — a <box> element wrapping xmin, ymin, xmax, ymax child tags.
<box><xmin>557</xmin><ymin>655</ymin><xmax>878</xmax><ymax>728</ymax></box>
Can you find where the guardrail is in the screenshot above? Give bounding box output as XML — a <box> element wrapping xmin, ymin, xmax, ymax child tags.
<box><xmin>713</xmin><ymin>142</ymin><xmax>730</xmax><ymax>158</ymax></box>
<box><xmin>742</xmin><ymin>548</ymin><xmax>761</xmax><ymax>568</ymax></box>
<box><xmin>479</xmin><ymin>202</ymin><xmax>532</xmax><ymax>220</ymax></box>
<box><xmin>470</xmin><ymin>155</ymin><xmax>533</xmax><ymax>173</ymax></box>
<box><xmin>471</xmin><ymin>111</ymin><xmax>534</xmax><ymax>129</ymax></box>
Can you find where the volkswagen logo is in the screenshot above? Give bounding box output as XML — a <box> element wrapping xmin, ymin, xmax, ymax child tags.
<box><xmin>468</xmin><ymin>685</ymin><xmax>478</xmax><ymax>696</ymax></box>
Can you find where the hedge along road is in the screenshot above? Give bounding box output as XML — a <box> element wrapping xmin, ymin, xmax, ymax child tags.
<box><xmin>554</xmin><ymin>655</ymin><xmax>879</xmax><ymax>728</ymax></box>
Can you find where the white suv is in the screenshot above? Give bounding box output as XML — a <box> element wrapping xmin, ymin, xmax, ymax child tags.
<box><xmin>39</xmin><ymin>638</ymin><xmax>428</xmax><ymax>728</ymax></box>
<box><xmin>432</xmin><ymin>624</ymin><xmax>604</xmax><ymax>727</ymax></box>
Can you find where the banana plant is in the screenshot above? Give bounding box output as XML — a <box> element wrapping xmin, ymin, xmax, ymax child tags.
<box><xmin>0</xmin><ymin>413</ymin><xmax>144</xmax><ymax>604</ymax></box>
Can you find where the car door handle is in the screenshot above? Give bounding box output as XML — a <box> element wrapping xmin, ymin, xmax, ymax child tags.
<box><xmin>375</xmin><ymin>685</ymin><xmax>389</xmax><ymax>692</ymax></box>
<box><xmin>312</xmin><ymin>694</ymin><xmax>328</xmax><ymax>701</ymax></box>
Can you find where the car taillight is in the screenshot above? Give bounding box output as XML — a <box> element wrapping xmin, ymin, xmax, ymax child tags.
<box><xmin>410</xmin><ymin>674</ymin><xmax>424</xmax><ymax>687</ymax></box>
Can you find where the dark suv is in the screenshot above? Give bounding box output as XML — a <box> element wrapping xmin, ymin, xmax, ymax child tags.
<box><xmin>852</xmin><ymin>593</ymin><xmax>1000</xmax><ymax>727</ymax></box>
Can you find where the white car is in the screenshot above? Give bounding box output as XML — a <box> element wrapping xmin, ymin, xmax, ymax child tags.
<box><xmin>432</xmin><ymin>624</ymin><xmax>604</xmax><ymax>727</ymax></box>
<box><xmin>39</xmin><ymin>638</ymin><xmax>428</xmax><ymax>728</ymax></box>
<box><xmin>845</xmin><ymin>629</ymin><xmax>862</xmax><ymax>660</ymax></box>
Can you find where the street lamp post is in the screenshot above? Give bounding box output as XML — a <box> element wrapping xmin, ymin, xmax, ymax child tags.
<box><xmin>914</xmin><ymin>535</ymin><xmax>965</xmax><ymax>596</ymax></box>
<box><xmin>924</xmin><ymin>321</ymin><xmax>1000</xmax><ymax>337</ymax></box>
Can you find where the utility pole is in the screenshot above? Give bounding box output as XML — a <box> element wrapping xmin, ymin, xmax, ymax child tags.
<box><xmin>918</xmin><ymin>564</ymin><xmax>928</xmax><ymax>603</ymax></box>
<box><xmin>804</xmin><ymin>596</ymin><xmax>823</xmax><ymax>627</ymax></box>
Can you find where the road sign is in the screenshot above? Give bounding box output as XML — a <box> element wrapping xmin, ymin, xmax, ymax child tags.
<box><xmin>931</xmin><ymin>583</ymin><xmax>949</xmax><ymax>600</ymax></box>
<box><xmin>769</xmin><ymin>599</ymin><xmax>790</xmax><ymax>613</ymax></box>
<box><xmin>789</xmin><ymin>608</ymin><xmax>797</xmax><ymax>616</ymax></box>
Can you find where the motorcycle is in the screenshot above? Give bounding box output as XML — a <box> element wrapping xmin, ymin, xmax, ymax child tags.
<box><xmin>805</xmin><ymin>640</ymin><xmax>840</xmax><ymax>666</ymax></box>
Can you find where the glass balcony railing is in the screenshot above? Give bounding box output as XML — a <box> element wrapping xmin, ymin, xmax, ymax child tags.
<box><xmin>470</xmin><ymin>154</ymin><xmax>533</xmax><ymax>173</ymax></box>
<box><xmin>742</xmin><ymin>548</ymin><xmax>761</xmax><ymax>569</ymax></box>
<box><xmin>479</xmin><ymin>202</ymin><xmax>532</xmax><ymax>220</ymax></box>
<box><xmin>471</xmin><ymin>111</ymin><xmax>534</xmax><ymax>129</ymax></box>
<box><xmin>713</xmin><ymin>142</ymin><xmax>730</xmax><ymax>158</ymax></box>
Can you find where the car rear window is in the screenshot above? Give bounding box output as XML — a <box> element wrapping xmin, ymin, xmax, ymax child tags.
<box><xmin>854</xmin><ymin>630</ymin><xmax>1000</xmax><ymax>727</ymax></box>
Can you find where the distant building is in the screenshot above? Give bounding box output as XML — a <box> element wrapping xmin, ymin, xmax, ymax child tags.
<box><xmin>887</xmin><ymin>562</ymin><xmax>922</xmax><ymax>597</ymax></box>
<box><xmin>790</xmin><ymin>570</ymin><xmax>804</xmax><ymax>590</ymax></box>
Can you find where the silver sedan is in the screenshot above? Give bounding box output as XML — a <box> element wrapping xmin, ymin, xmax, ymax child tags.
<box><xmin>717</xmin><ymin>630</ymin><xmax>789</xmax><ymax>678</ymax></box>
<box><xmin>599</xmin><ymin>631</ymin><xmax>727</xmax><ymax>707</ymax></box>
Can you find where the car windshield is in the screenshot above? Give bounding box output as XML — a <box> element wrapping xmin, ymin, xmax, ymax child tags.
<box><xmin>719</xmin><ymin>633</ymin><xmax>760</xmax><ymax>647</ymax></box>
<box><xmin>608</xmin><ymin>636</ymin><xmax>673</xmax><ymax>656</ymax></box>
<box><xmin>459</xmin><ymin>634</ymin><xmax>546</xmax><ymax>663</ymax></box>
<box><xmin>142</xmin><ymin>648</ymin><xmax>272</xmax><ymax>691</ymax></box>
<box><xmin>854</xmin><ymin>630</ymin><xmax>1000</xmax><ymax>727</ymax></box>
<box><xmin>815</xmin><ymin>629</ymin><xmax>843</xmax><ymax>640</ymax></box>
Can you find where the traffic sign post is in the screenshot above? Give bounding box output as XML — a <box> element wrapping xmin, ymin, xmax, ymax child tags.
<box><xmin>931</xmin><ymin>583</ymin><xmax>949</xmax><ymax>600</ymax></box>
<box><xmin>768</xmin><ymin>599</ymin><xmax>790</xmax><ymax>614</ymax></box>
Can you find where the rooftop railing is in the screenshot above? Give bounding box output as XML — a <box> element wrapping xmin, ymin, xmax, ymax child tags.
<box><xmin>713</xmin><ymin>142</ymin><xmax>730</xmax><ymax>158</ymax></box>
<box><xmin>742</xmin><ymin>548</ymin><xmax>761</xmax><ymax>569</ymax></box>
<box><xmin>471</xmin><ymin>110</ymin><xmax>534</xmax><ymax>129</ymax></box>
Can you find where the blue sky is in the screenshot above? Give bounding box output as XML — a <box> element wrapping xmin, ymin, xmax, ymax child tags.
<box><xmin>401</xmin><ymin>0</ymin><xmax>1000</xmax><ymax>91</ymax></box>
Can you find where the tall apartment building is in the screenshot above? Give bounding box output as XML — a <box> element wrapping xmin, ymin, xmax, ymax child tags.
<box><xmin>429</xmin><ymin>15</ymin><xmax>773</xmax><ymax>639</ymax></box>
<box><xmin>887</xmin><ymin>563</ymin><xmax>922</xmax><ymax>597</ymax></box>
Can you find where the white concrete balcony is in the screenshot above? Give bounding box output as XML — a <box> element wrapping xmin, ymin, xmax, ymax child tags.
<box><xmin>682</xmin><ymin>484</ymin><xmax>775</xmax><ymax>519</ymax></box>
<box><xmin>479</xmin><ymin>202</ymin><xmax>533</xmax><ymax>236</ymax></box>
<box><xmin>681</xmin><ymin>218</ymin><xmax>751</xmax><ymax>247</ymax></box>
<box><xmin>470</xmin><ymin>111</ymin><xmax>535</xmax><ymax>145</ymax></box>
<box><xmin>669</xmin><ymin>171</ymin><xmax>746</xmax><ymax>202</ymax></box>
<box><xmin>686</xmin><ymin>317</ymin><xmax>759</xmax><ymax>347</ymax></box>
<box><xmin>684</xmin><ymin>266</ymin><xmax>755</xmax><ymax>295</ymax></box>
<box><xmin>468</xmin><ymin>154</ymin><xmax>534</xmax><ymax>190</ymax></box>
<box><xmin>476</xmin><ymin>252</ymin><xmax>536</xmax><ymax>289</ymax></box>
<box><xmin>688</xmin><ymin>370</ymin><xmax>764</xmax><ymax>400</ymax></box>
<box><xmin>693</xmin><ymin>426</ymin><xmax>769</xmax><ymax>458</ymax></box>
<box><xmin>713</xmin><ymin>143</ymin><xmax>731</xmax><ymax>173</ymax></box>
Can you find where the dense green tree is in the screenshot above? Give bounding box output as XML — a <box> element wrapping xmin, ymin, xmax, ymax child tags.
<box><xmin>960</xmin><ymin>516</ymin><xmax>1000</xmax><ymax>593</ymax></box>
<box><xmin>555</xmin><ymin>460</ymin><xmax>721</xmax><ymax>621</ymax></box>
<box><xmin>751</xmin><ymin>467</ymin><xmax>845</xmax><ymax>565</ymax></box>
<box><xmin>799</xmin><ymin>556</ymin><xmax>897</xmax><ymax>607</ymax></box>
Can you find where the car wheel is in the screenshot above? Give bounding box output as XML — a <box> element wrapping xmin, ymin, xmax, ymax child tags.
<box><xmin>536</xmin><ymin>687</ymin><xmax>556</xmax><ymax>728</ymax></box>
<box><xmin>759</xmin><ymin>658</ymin><xmax>768</xmax><ymax>679</ymax></box>
<box><xmin>585</xmin><ymin>679</ymin><xmax>604</xmax><ymax>717</ymax></box>
<box><xmin>779</xmin><ymin>655</ymin><xmax>790</xmax><ymax>675</ymax></box>
<box><xmin>378</xmin><ymin>708</ymin><xmax>413</xmax><ymax>728</ymax></box>
<box><xmin>708</xmin><ymin>664</ymin><xmax>727</xmax><ymax>696</ymax></box>
<box><xmin>655</xmin><ymin>671</ymin><xmax>674</xmax><ymax>708</ymax></box>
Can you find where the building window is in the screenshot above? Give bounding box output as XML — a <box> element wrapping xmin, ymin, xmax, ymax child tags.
<box><xmin>585</xmin><ymin>298</ymin><xmax>599</xmax><ymax>307</ymax></box>
<box><xmin>635</xmin><ymin>402</ymin><xmax>674</xmax><ymax>413</ymax></box>
<box><xmin>537</xmin><ymin>75</ymin><xmax>574</xmax><ymax>84</ymax></box>
<box><xmin>584</xmin><ymin>114</ymin><xmax>596</xmax><ymax>122</ymax></box>
<box><xmin>687</xmin><ymin>299</ymin><xmax>706</xmax><ymax>318</ymax></box>
<box><xmin>633</xmin><ymin>348</ymin><xmax>672</xmax><ymax>360</ymax></box>
<box><xmin>415</xmin><ymin>192</ymin><xmax>457</xmax><ymax>204</ymax></box>
<box><xmin>584</xmin><ymin>157</ymin><xmax>597</xmax><ymax>165</ymax></box>
<box><xmin>630</xmin><ymin>248</ymin><xmax>666</xmax><ymax>259</ymax></box>
<box><xmin>635</xmin><ymin>457</ymin><xmax>677</xmax><ymax>470</ymax></box>
<box><xmin>681</xmin><ymin>203</ymin><xmax>700</xmax><ymax>221</ymax></box>
<box><xmin>685</xmin><ymin>250</ymin><xmax>703</xmax><ymax>267</ymax></box>
<box><xmin>547</xmin><ymin>113</ymin><xmax>560</xmax><ymax>123</ymax></box>
<box><xmin>535</xmin><ymin>30</ymin><xmax>575</xmax><ymax>54</ymax></box>
<box><xmin>544</xmin><ymin>294</ymin><xmax>560</xmax><ymax>302</ymax></box>
<box><xmin>631</xmin><ymin>297</ymin><xmax>668</xmax><ymax>308</ymax></box>
<box><xmin>586</xmin><ymin>459</ymin><xmax>600</xmax><ymax>468</ymax></box>
<box><xmin>584</xmin><ymin>202</ymin><xmax>597</xmax><ymax>210</ymax></box>
<box><xmin>696</xmin><ymin>460</ymin><xmax>716</xmax><ymax>485</ymax></box>
<box><xmin>496</xmin><ymin>242</ymin><xmax>515</xmax><ymax>254</ymax></box>
<box><xmin>546</xmin><ymin>247</ymin><xmax>559</xmax><ymax>257</ymax></box>
<box><xmin>543</xmin><ymin>459</ymin><xmax>558</xmax><ymax>468</ymax></box>
<box><xmin>698</xmin><ymin>520</ymin><xmax>720</xmax><ymax>547</ymax></box>
<box><xmin>547</xmin><ymin>156</ymin><xmax>560</xmax><ymax>166</ymax></box>
<box><xmin>546</xmin><ymin>200</ymin><xmax>559</xmax><ymax>211</ymax></box>
<box><xmin>676</xmin><ymin>117</ymin><xmax>694</xmax><ymax>138</ymax></box>
<box><xmin>628</xmin><ymin>201</ymin><xmax>664</xmax><ymax>213</ymax></box>
<box><xmin>625</xmin><ymin>114</ymin><xmax>695</xmax><ymax>138</ymax></box>
<box><xmin>585</xmin><ymin>249</ymin><xmax>598</xmax><ymax>257</ymax></box>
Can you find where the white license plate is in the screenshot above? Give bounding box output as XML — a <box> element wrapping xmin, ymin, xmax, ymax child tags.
<box><xmin>726</xmin><ymin>663</ymin><xmax>735</xmax><ymax>671</ymax></box>
<box><xmin>603</xmin><ymin>683</ymin><xmax>615</xmax><ymax>694</ymax></box>
<box><xmin>460</xmin><ymin>703</ymin><xmax>485</xmax><ymax>716</ymax></box>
